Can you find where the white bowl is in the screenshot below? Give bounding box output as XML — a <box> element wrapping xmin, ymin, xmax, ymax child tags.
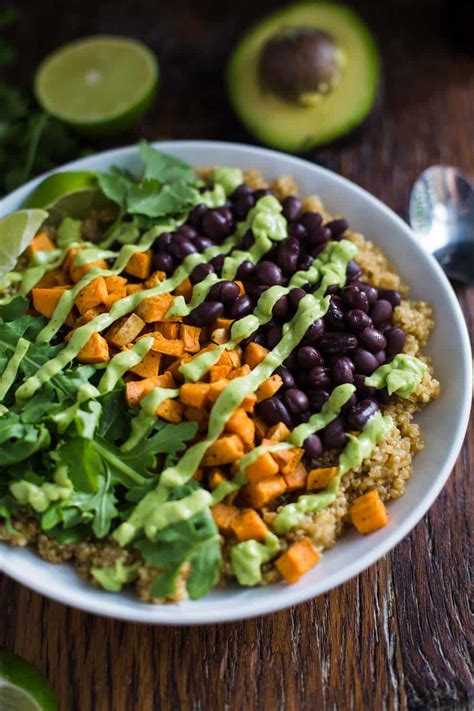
<box><xmin>0</xmin><ymin>141</ymin><xmax>471</xmax><ymax>625</ymax></box>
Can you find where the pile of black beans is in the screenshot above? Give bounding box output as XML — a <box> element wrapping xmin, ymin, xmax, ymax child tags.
<box><xmin>152</xmin><ymin>184</ymin><xmax>407</xmax><ymax>457</ymax></box>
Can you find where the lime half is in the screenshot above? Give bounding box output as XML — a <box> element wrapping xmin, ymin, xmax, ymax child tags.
<box><xmin>0</xmin><ymin>210</ymin><xmax>48</xmax><ymax>276</ymax></box>
<box><xmin>23</xmin><ymin>171</ymin><xmax>97</xmax><ymax>209</ymax></box>
<box><xmin>34</xmin><ymin>36</ymin><xmax>159</xmax><ymax>137</ymax></box>
<box><xmin>0</xmin><ymin>652</ymin><xmax>57</xmax><ymax>711</ymax></box>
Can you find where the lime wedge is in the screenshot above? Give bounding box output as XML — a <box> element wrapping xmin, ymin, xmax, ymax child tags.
<box><xmin>0</xmin><ymin>652</ymin><xmax>57</xmax><ymax>711</ymax></box>
<box><xmin>34</xmin><ymin>36</ymin><xmax>159</xmax><ymax>136</ymax></box>
<box><xmin>0</xmin><ymin>210</ymin><xmax>48</xmax><ymax>276</ymax></box>
<box><xmin>23</xmin><ymin>171</ymin><xmax>97</xmax><ymax>209</ymax></box>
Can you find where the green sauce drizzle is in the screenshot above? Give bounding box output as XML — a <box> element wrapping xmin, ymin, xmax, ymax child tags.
<box><xmin>290</xmin><ymin>383</ymin><xmax>355</xmax><ymax>447</ymax></box>
<box><xmin>364</xmin><ymin>354</ymin><xmax>427</xmax><ymax>398</ymax></box>
<box><xmin>0</xmin><ymin>337</ymin><xmax>30</xmax><ymax>402</ymax></box>
<box><xmin>97</xmin><ymin>336</ymin><xmax>154</xmax><ymax>394</ymax></box>
<box><xmin>230</xmin><ymin>533</ymin><xmax>280</xmax><ymax>586</ymax></box>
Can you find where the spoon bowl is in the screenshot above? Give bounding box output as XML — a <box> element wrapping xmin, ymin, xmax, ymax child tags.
<box><xmin>409</xmin><ymin>165</ymin><xmax>474</xmax><ymax>283</ymax></box>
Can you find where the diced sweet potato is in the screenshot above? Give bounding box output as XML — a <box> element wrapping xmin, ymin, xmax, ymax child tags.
<box><xmin>241</xmin><ymin>392</ymin><xmax>257</xmax><ymax>413</ymax></box>
<box><xmin>154</xmin><ymin>321</ymin><xmax>180</xmax><ymax>339</ymax></box>
<box><xmin>193</xmin><ymin>468</ymin><xmax>204</xmax><ymax>482</ymax></box>
<box><xmin>271</xmin><ymin>447</ymin><xmax>304</xmax><ymax>477</ymax></box>
<box><xmin>349</xmin><ymin>490</ymin><xmax>389</xmax><ymax>534</ymax></box>
<box><xmin>243</xmin><ymin>475</ymin><xmax>287</xmax><ymax>508</ymax></box>
<box><xmin>35</xmin><ymin>269</ymin><xmax>70</xmax><ymax>288</ymax></box>
<box><xmin>148</xmin><ymin>332</ymin><xmax>184</xmax><ymax>357</ymax></box>
<box><xmin>125</xmin><ymin>378</ymin><xmax>157</xmax><ymax>408</ymax></box>
<box><xmin>76</xmin><ymin>332</ymin><xmax>110</xmax><ymax>364</ymax></box>
<box><xmin>106</xmin><ymin>314</ymin><xmax>145</xmax><ymax>347</ymax></box>
<box><xmin>75</xmin><ymin>305</ymin><xmax>106</xmax><ymax>326</ymax></box>
<box><xmin>245</xmin><ymin>451</ymin><xmax>279</xmax><ymax>484</ymax></box>
<box><xmin>168</xmin><ymin>354</ymin><xmax>193</xmax><ymax>381</ymax></box>
<box><xmin>105</xmin><ymin>275</ymin><xmax>127</xmax><ymax>293</ymax></box>
<box><xmin>25</xmin><ymin>231</ymin><xmax>55</xmax><ymax>257</ymax></box>
<box><xmin>228</xmin><ymin>364</ymin><xmax>251</xmax><ymax>380</ymax></box>
<box><xmin>124</xmin><ymin>250</ymin><xmax>152</xmax><ymax>279</ymax></box>
<box><xmin>235</xmin><ymin>280</ymin><xmax>245</xmax><ymax>295</ymax></box>
<box><xmin>255</xmin><ymin>374</ymin><xmax>283</xmax><ymax>402</ymax></box>
<box><xmin>209</xmin><ymin>364</ymin><xmax>232</xmax><ymax>382</ymax></box>
<box><xmin>307</xmin><ymin>467</ymin><xmax>339</xmax><ymax>491</ymax></box>
<box><xmin>179</xmin><ymin>382</ymin><xmax>211</xmax><ymax>409</ymax></box>
<box><xmin>253</xmin><ymin>416</ymin><xmax>268</xmax><ymax>442</ymax></box>
<box><xmin>214</xmin><ymin>317</ymin><xmax>234</xmax><ymax>330</ymax></box>
<box><xmin>104</xmin><ymin>291</ymin><xmax>126</xmax><ymax>309</ymax></box>
<box><xmin>230</xmin><ymin>509</ymin><xmax>269</xmax><ymax>542</ymax></box>
<box><xmin>70</xmin><ymin>258</ymin><xmax>108</xmax><ymax>284</ymax></box>
<box><xmin>174</xmin><ymin>278</ymin><xmax>193</xmax><ymax>301</ymax></box>
<box><xmin>75</xmin><ymin>276</ymin><xmax>108</xmax><ymax>315</ymax></box>
<box><xmin>153</xmin><ymin>372</ymin><xmax>176</xmax><ymax>389</ymax></box>
<box><xmin>283</xmin><ymin>462</ymin><xmax>308</xmax><ymax>491</ymax></box>
<box><xmin>211</xmin><ymin>503</ymin><xmax>239</xmax><ymax>536</ymax></box>
<box><xmin>183</xmin><ymin>405</ymin><xmax>209</xmax><ymax>433</ymax></box>
<box><xmin>202</xmin><ymin>435</ymin><xmax>244</xmax><ymax>466</ymax></box>
<box><xmin>218</xmin><ymin>349</ymin><xmax>240</xmax><ymax>369</ymax></box>
<box><xmin>244</xmin><ymin>342</ymin><xmax>269</xmax><ymax>369</ymax></box>
<box><xmin>31</xmin><ymin>286</ymin><xmax>69</xmax><ymax>318</ymax></box>
<box><xmin>128</xmin><ymin>350</ymin><xmax>161</xmax><ymax>378</ymax></box>
<box><xmin>225</xmin><ymin>408</ymin><xmax>255</xmax><ymax>447</ymax></box>
<box><xmin>180</xmin><ymin>324</ymin><xmax>202</xmax><ymax>353</ymax></box>
<box><xmin>275</xmin><ymin>539</ymin><xmax>320</xmax><ymax>584</ymax></box>
<box><xmin>208</xmin><ymin>467</ymin><xmax>228</xmax><ymax>490</ymax></box>
<box><xmin>267</xmin><ymin>422</ymin><xmax>290</xmax><ymax>442</ymax></box>
<box><xmin>156</xmin><ymin>398</ymin><xmax>183</xmax><ymax>423</ymax></box>
<box><xmin>208</xmin><ymin>379</ymin><xmax>228</xmax><ymax>403</ymax></box>
<box><xmin>135</xmin><ymin>293</ymin><xmax>173</xmax><ymax>323</ymax></box>
<box><xmin>144</xmin><ymin>270</ymin><xmax>167</xmax><ymax>288</ymax></box>
<box><xmin>126</xmin><ymin>284</ymin><xmax>143</xmax><ymax>295</ymax></box>
<box><xmin>210</xmin><ymin>328</ymin><xmax>229</xmax><ymax>345</ymax></box>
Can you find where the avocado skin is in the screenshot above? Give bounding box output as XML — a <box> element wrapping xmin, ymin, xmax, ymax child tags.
<box><xmin>227</xmin><ymin>2</ymin><xmax>381</xmax><ymax>153</ymax></box>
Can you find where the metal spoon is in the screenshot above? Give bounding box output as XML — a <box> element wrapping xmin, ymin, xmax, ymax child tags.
<box><xmin>409</xmin><ymin>165</ymin><xmax>474</xmax><ymax>283</ymax></box>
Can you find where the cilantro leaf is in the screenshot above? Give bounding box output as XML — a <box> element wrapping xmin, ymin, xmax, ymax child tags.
<box><xmin>126</xmin><ymin>179</ymin><xmax>198</xmax><ymax>218</ymax></box>
<box><xmin>138</xmin><ymin>141</ymin><xmax>197</xmax><ymax>185</ymax></box>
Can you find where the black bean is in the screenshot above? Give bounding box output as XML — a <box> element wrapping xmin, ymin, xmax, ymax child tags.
<box><xmin>236</xmin><ymin>260</ymin><xmax>255</xmax><ymax>280</ymax></box>
<box><xmin>288</xmin><ymin>222</ymin><xmax>307</xmax><ymax>239</ymax></box>
<box><xmin>308</xmin><ymin>366</ymin><xmax>331</xmax><ymax>388</ymax></box>
<box><xmin>169</xmin><ymin>236</ymin><xmax>197</xmax><ymax>260</ymax></box>
<box><xmin>202</xmin><ymin>211</ymin><xmax>230</xmax><ymax>240</ymax></box>
<box><xmin>188</xmin><ymin>204</ymin><xmax>208</xmax><ymax>230</ymax></box>
<box><xmin>288</xmin><ymin>287</ymin><xmax>306</xmax><ymax>311</ymax></box>
<box><xmin>359</xmin><ymin>327</ymin><xmax>387</xmax><ymax>352</ymax></box>
<box><xmin>194</xmin><ymin>236</ymin><xmax>214</xmax><ymax>252</ymax></box>
<box><xmin>346</xmin><ymin>259</ymin><xmax>362</xmax><ymax>281</ymax></box>
<box><xmin>275</xmin><ymin>365</ymin><xmax>295</xmax><ymax>390</ymax></box>
<box><xmin>231</xmin><ymin>184</ymin><xmax>253</xmax><ymax>200</ymax></box>
<box><xmin>354</xmin><ymin>373</ymin><xmax>376</xmax><ymax>398</ymax></box>
<box><xmin>308</xmin><ymin>389</ymin><xmax>330</xmax><ymax>411</ymax></box>
<box><xmin>384</xmin><ymin>327</ymin><xmax>406</xmax><ymax>357</ymax></box>
<box><xmin>284</xmin><ymin>388</ymin><xmax>309</xmax><ymax>414</ymax></box>
<box><xmin>326</xmin><ymin>218</ymin><xmax>348</xmax><ymax>237</ymax></box>
<box><xmin>228</xmin><ymin>294</ymin><xmax>253</xmax><ymax>319</ymax></box>
<box><xmin>282</xmin><ymin>196</ymin><xmax>302</xmax><ymax>221</ymax></box>
<box><xmin>342</xmin><ymin>286</ymin><xmax>369</xmax><ymax>312</ymax></box>
<box><xmin>283</xmin><ymin>352</ymin><xmax>297</xmax><ymax>370</ymax></box>
<box><xmin>300</xmin><ymin>212</ymin><xmax>323</xmax><ymax>237</ymax></box>
<box><xmin>217</xmin><ymin>206</ymin><xmax>233</xmax><ymax>223</ymax></box>
<box><xmin>277</xmin><ymin>238</ymin><xmax>300</xmax><ymax>272</ymax></box>
<box><xmin>353</xmin><ymin>347</ymin><xmax>379</xmax><ymax>375</ymax></box>
<box><xmin>188</xmin><ymin>300</ymin><xmax>224</xmax><ymax>326</ymax></box>
<box><xmin>233</xmin><ymin>194</ymin><xmax>255</xmax><ymax>221</ymax></box>
<box><xmin>176</xmin><ymin>224</ymin><xmax>198</xmax><ymax>241</ymax></box>
<box><xmin>295</xmin><ymin>410</ymin><xmax>311</xmax><ymax>424</ymax></box>
<box><xmin>309</xmin><ymin>226</ymin><xmax>332</xmax><ymax>246</ymax></box>
<box><xmin>303</xmin><ymin>433</ymin><xmax>323</xmax><ymax>458</ymax></box>
<box><xmin>376</xmin><ymin>388</ymin><xmax>393</xmax><ymax>405</ymax></box>
<box><xmin>252</xmin><ymin>284</ymin><xmax>270</xmax><ymax>300</ymax></box>
<box><xmin>209</xmin><ymin>254</ymin><xmax>224</xmax><ymax>272</ymax></box>
<box><xmin>331</xmin><ymin>355</ymin><xmax>355</xmax><ymax>385</ymax></box>
<box><xmin>323</xmin><ymin>417</ymin><xmax>347</xmax><ymax>449</ymax></box>
<box><xmin>303</xmin><ymin>318</ymin><xmax>325</xmax><ymax>343</ymax></box>
<box><xmin>156</xmin><ymin>232</ymin><xmax>173</xmax><ymax>250</ymax></box>
<box><xmin>354</xmin><ymin>281</ymin><xmax>378</xmax><ymax>305</ymax></box>
<box><xmin>209</xmin><ymin>280</ymin><xmax>240</xmax><ymax>303</ymax></box>
<box><xmin>256</xmin><ymin>396</ymin><xmax>292</xmax><ymax>428</ymax></box>
<box><xmin>370</xmin><ymin>299</ymin><xmax>393</xmax><ymax>327</ymax></box>
<box><xmin>297</xmin><ymin>345</ymin><xmax>324</xmax><ymax>370</ymax></box>
<box><xmin>152</xmin><ymin>251</ymin><xmax>174</xmax><ymax>274</ymax></box>
<box><xmin>318</xmin><ymin>332</ymin><xmax>358</xmax><ymax>354</ymax></box>
<box><xmin>272</xmin><ymin>295</ymin><xmax>289</xmax><ymax>320</ymax></box>
<box><xmin>298</xmin><ymin>253</ymin><xmax>314</xmax><ymax>270</ymax></box>
<box><xmin>325</xmin><ymin>299</ymin><xmax>346</xmax><ymax>331</ymax></box>
<box><xmin>341</xmin><ymin>392</ymin><xmax>358</xmax><ymax>413</ymax></box>
<box><xmin>266</xmin><ymin>325</ymin><xmax>283</xmax><ymax>349</ymax></box>
<box><xmin>256</xmin><ymin>260</ymin><xmax>283</xmax><ymax>286</ymax></box>
<box><xmin>377</xmin><ymin>288</ymin><xmax>401</xmax><ymax>307</ymax></box>
<box><xmin>190</xmin><ymin>262</ymin><xmax>214</xmax><ymax>284</ymax></box>
<box><xmin>345</xmin><ymin>309</ymin><xmax>372</xmax><ymax>334</ymax></box>
<box><xmin>374</xmin><ymin>350</ymin><xmax>386</xmax><ymax>365</ymax></box>
<box><xmin>347</xmin><ymin>399</ymin><xmax>379</xmax><ymax>430</ymax></box>
<box><xmin>241</xmin><ymin>229</ymin><xmax>255</xmax><ymax>250</ymax></box>
<box><xmin>254</xmin><ymin>188</ymin><xmax>273</xmax><ymax>200</ymax></box>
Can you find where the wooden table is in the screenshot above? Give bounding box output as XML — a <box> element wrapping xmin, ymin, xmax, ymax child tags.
<box><xmin>2</xmin><ymin>1</ymin><xmax>472</xmax><ymax>708</ymax></box>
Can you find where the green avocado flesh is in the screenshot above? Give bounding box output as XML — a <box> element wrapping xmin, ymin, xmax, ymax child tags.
<box><xmin>227</xmin><ymin>2</ymin><xmax>381</xmax><ymax>152</ymax></box>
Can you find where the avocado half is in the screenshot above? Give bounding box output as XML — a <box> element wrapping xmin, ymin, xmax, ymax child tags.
<box><xmin>227</xmin><ymin>3</ymin><xmax>381</xmax><ymax>152</ymax></box>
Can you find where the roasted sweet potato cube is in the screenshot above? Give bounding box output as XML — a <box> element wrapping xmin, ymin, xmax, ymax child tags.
<box><xmin>241</xmin><ymin>392</ymin><xmax>257</xmax><ymax>413</ymax></box>
<box><xmin>179</xmin><ymin>382</ymin><xmax>211</xmax><ymax>409</ymax></box>
<box><xmin>174</xmin><ymin>278</ymin><xmax>193</xmax><ymax>301</ymax></box>
<box><xmin>168</xmin><ymin>354</ymin><xmax>193</xmax><ymax>381</ymax></box>
<box><xmin>267</xmin><ymin>422</ymin><xmax>290</xmax><ymax>442</ymax></box>
<box><xmin>245</xmin><ymin>451</ymin><xmax>279</xmax><ymax>484</ymax></box>
<box><xmin>211</xmin><ymin>503</ymin><xmax>239</xmax><ymax>537</ymax></box>
<box><xmin>135</xmin><ymin>293</ymin><xmax>174</xmax><ymax>323</ymax></box>
<box><xmin>154</xmin><ymin>321</ymin><xmax>180</xmax><ymax>339</ymax></box>
<box><xmin>144</xmin><ymin>271</ymin><xmax>167</xmax><ymax>288</ymax></box>
<box><xmin>218</xmin><ymin>349</ymin><xmax>240</xmax><ymax>369</ymax></box>
<box><xmin>253</xmin><ymin>416</ymin><xmax>268</xmax><ymax>442</ymax></box>
<box><xmin>283</xmin><ymin>462</ymin><xmax>308</xmax><ymax>491</ymax></box>
<box><xmin>25</xmin><ymin>231</ymin><xmax>55</xmax><ymax>257</ymax></box>
<box><xmin>208</xmin><ymin>379</ymin><xmax>229</xmax><ymax>402</ymax></box>
<box><xmin>35</xmin><ymin>269</ymin><xmax>70</xmax><ymax>288</ymax></box>
<box><xmin>275</xmin><ymin>539</ymin><xmax>320</xmax><ymax>584</ymax></box>
<box><xmin>105</xmin><ymin>275</ymin><xmax>127</xmax><ymax>293</ymax></box>
<box><xmin>156</xmin><ymin>398</ymin><xmax>183</xmax><ymax>423</ymax></box>
<box><xmin>243</xmin><ymin>475</ymin><xmax>287</xmax><ymax>508</ymax></box>
<box><xmin>202</xmin><ymin>435</ymin><xmax>244</xmax><ymax>466</ymax></box>
<box><xmin>148</xmin><ymin>332</ymin><xmax>184</xmax><ymax>357</ymax></box>
<box><xmin>180</xmin><ymin>324</ymin><xmax>202</xmax><ymax>353</ymax></box>
<box><xmin>106</xmin><ymin>313</ymin><xmax>145</xmax><ymax>347</ymax></box>
<box><xmin>153</xmin><ymin>372</ymin><xmax>176</xmax><ymax>388</ymax></box>
<box><xmin>243</xmin><ymin>342</ymin><xmax>268</xmax><ymax>369</ymax></box>
<box><xmin>125</xmin><ymin>376</ymin><xmax>163</xmax><ymax>408</ymax></box>
<box><xmin>349</xmin><ymin>490</ymin><xmax>389</xmax><ymax>534</ymax></box>
<box><xmin>31</xmin><ymin>286</ymin><xmax>69</xmax><ymax>318</ymax></box>
<box><xmin>230</xmin><ymin>509</ymin><xmax>269</xmax><ymax>542</ymax></box>
<box><xmin>209</xmin><ymin>364</ymin><xmax>232</xmax><ymax>382</ymax></box>
<box><xmin>70</xmin><ymin>257</ymin><xmax>108</xmax><ymax>283</ymax></box>
<box><xmin>228</xmin><ymin>365</ymin><xmax>251</xmax><ymax>380</ymax></box>
<box><xmin>75</xmin><ymin>276</ymin><xmax>108</xmax><ymax>315</ymax></box>
<box><xmin>211</xmin><ymin>328</ymin><xmax>229</xmax><ymax>345</ymax></box>
<box><xmin>183</xmin><ymin>405</ymin><xmax>209</xmax><ymax>433</ymax></box>
<box><xmin>126</xmin><ymin>284</ymin><xmax>143</xmax><ymax>295</ymax></box>
<box><xmin>76</xmin><ymin>332</ymin><xmax>109</xmax><ymax>364</ymax></box>
<box><xmin>128</xmin><ymin>350</ymin><xmax>161</xmax><ymax>378</ymax></box>
<box><xmin>75</xmin><ymin>305</ymin><xmax>106</xmax><ymax>326</ymax></box>
<box><xmin>307</xmin><ymin>467</ymin><xmax>339</xmax><ymax>491</ymax></box>
<box><xmin>124</xmin><ymin>250</ymin><xmax>152</xmax><ymax>279</ymax></box>
<box><xmin>271</xmin><ymin>447</ymin><xmax>304</xmax><ymax>477</ymax></box>
<box><xmin>255</xmin><ymin>374</ymin><xmax>283</xmax><ymax>403</ymax></box>
<box><xmin>225</xmin><ymin>408</ymin><xmax>255</xmax><ymax>447</ymax></box>
<box><xmin>208</xmin><ymin>467</ymin><xmax>228</xmax><ymax>490</ymax></box>
<box><xmin>214</xmin><ymin>317</ymin><xmax>234</xmax><ymax>330</ymax></box>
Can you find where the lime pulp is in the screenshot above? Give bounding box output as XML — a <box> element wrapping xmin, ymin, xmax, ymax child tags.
<box><xmin>0</xmin><ymin>210</ymin><xmax>48</xmax><ymax>276</ymax></box>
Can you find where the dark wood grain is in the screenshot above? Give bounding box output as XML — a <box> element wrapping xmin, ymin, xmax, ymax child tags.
<box><xmin>1</xmin><ymin>1</ymin><xmax>473</xmax><ymax>709</ymax></box>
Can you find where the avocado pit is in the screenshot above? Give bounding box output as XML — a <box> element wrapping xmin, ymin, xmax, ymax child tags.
<box><xmin>259</xmin><ymin>27</ymin><xmax>344</xmax><ymax>105</ymax></box>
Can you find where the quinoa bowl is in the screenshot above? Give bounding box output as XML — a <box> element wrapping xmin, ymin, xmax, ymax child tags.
<box><xmin>0</xmin><ymin>141</ymin><xmax>471</xmax><ymax>624</ymax></box>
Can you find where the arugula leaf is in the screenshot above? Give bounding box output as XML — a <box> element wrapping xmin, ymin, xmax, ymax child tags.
<box><xmin>68</xmin><ymin>473</ymin><xmax>118</xmax><ymax>538</ymax></box>
<box><xmin>0</xmin><ymin>412</ymin><xmax>51</xmax><ymax>465</ymax></box>
<box><xmin>151</xmin><ymin>567</ymin><xmax>180</xmax><ymax>599</ymax></box>
<box><xmin>53</xmin><ymin>438</ymin><xmax>104</xmax><ymax>493</ymax></box>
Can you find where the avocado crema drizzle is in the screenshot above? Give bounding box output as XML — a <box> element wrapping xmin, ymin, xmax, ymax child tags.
<box><xmin>3</xmin><ymin>168</ymin><xmax>428</xmax><ymax>585</ymax></box>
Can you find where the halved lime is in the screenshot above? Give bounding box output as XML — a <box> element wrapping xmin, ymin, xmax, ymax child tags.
<box><xmin>34</xmin><ymin>36</ymin><xmax>159</xmax><ymax>137</ymax></box>
<box><xmin>23</xmin><ymin>171</ymin><xmax>97</xmax><ymax>209</ymax></box>
<box><xmin>0</xmin><ymin>651</ymin><xmax>57</xmax><ymax>711</ymax></box>
<box><xmin>0</xmin><ymin>210</ymin><xmax>48</xmax><ymax>276</ymax></box>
